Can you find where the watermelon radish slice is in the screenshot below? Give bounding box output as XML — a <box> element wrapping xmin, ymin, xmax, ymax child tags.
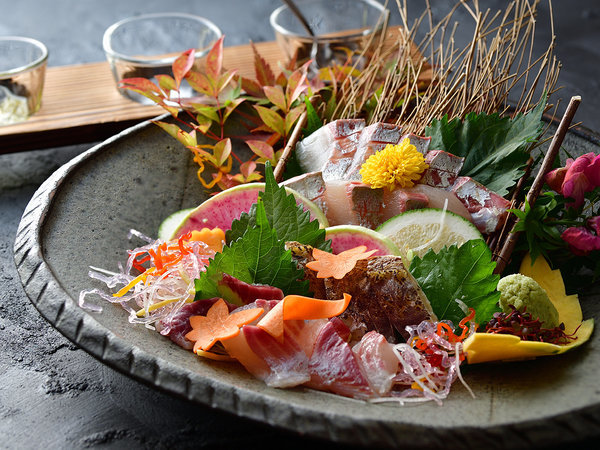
<box><xmin>161</xmin><ymin>183</ymin><xmax>329</xmax><ymax>240</ymax></box>
<box><xmin>325</xmin><ymin>225</ymin><xmax>400</xmax><ymax>256</ymax></box>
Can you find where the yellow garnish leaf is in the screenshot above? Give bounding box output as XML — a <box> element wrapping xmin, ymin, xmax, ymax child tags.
<box><xmin>359</xmin><ymin>138</ymin><xmax>429</xmax><ymax>190</ymax></box>
<box><xmin>185</xmin><ymin>299</ymin><xmax>263</xmax><ymax>352</ymax></box>
<box><xmin>463</xmin><ymin>319</ymin><xmax>594</xmax><ymax>364</ymax></box>
<box><xmin>189</xmin><ymin>227</ymin><xmax>225</xmax><ymax>253</ymax></box>
<box><xmin>519</xmin><ymin>253</ymin><xmax>582</xmax><ymax>334</ymax></box>
<box><xmin>306</xmin><ymin>246</ymin><xmax>376</xmax><ymax>279</ymax></box>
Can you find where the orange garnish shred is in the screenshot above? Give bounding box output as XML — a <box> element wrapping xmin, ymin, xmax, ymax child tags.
<box><xmin>305</xmin><ymin>246</ymin><xmax>377</xmax><ymax>279</ymax></box>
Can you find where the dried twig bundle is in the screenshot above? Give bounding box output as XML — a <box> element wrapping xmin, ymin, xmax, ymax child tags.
<box><xmin>332</xmin><ymin>0</ymin><xmax>560</xmax><ymax>133</ymax></box>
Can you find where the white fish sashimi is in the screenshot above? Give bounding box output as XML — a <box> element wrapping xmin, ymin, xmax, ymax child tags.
<box><xmin>295</xmin><ymin>119</ymin><xmax>365</xmax><ymax>174</ymax></box>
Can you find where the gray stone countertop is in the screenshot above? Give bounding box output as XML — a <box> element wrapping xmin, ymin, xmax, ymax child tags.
<box><xmin>1</xmin><ymin>1</ymin><xmax>600</xmax><ymax>448</ymax></box>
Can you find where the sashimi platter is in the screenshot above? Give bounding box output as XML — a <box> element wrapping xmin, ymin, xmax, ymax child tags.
<box><xmin>23</xmin><ymin>0</ymin><xmax>599</xmax><ymax>445</ymax></box>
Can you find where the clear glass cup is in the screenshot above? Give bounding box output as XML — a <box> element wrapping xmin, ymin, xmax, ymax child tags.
<box><xmin>103</xmin><ymin>13</ymin><xmax>222</xmax><ymax>104</ymax></box>
<box><xmin>0</xmin><ymin>36</ymin><xmax>48</xmax><ymax>126</ymax></box>
<box><xmin>270</xmin><ymin>0</ymin><xmax>389</xmax><ymax>71</ymax></box>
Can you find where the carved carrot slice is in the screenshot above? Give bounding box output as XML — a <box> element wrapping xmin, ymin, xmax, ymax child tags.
<box><xmin>306</xmin><ymin>246</ymin><xmax>376</xmax><ymax>279</ymax></box>
<box><xmin>257</xmin><ymin>293</ymin><xmax>352</xmax><ymax>341</ymax></box>
<box><xmin>185</xmin><ymin>298</ymin><xmax>263</xmax><ymax>352</ymax></box>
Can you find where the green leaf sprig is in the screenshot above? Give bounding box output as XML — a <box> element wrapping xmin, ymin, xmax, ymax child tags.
<box><xmin>425</xmin><ymin>99</ymin><xmax>546</xmax><ymax>197</ymax></box>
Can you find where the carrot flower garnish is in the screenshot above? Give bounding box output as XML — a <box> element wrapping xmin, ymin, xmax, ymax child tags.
<box><xmin>306</xmin><ymin>246</ymin><xmax>376</xmax><ymax>279</ymax></box>
<box><xmin>185</xmin><ymin>299</ymin><xmax>263</xmax><ymax>352</ymax></box>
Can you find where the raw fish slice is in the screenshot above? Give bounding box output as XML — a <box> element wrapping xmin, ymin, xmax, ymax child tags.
<box><xmin>382</xmin><ymin>184</ymin><xmax>471</xmax><ymax>221</ymax></box>
<box><xmin>295</xmin><ymin>119</ymin><xmax>365</xmax><ymax>174</ymax></box>
<box><xmin>353</xmin><ymin>331</ymin><xmax>398</xmax><ymax>395</ymax></box>
<box><xmin>321</xmin><ymin>122</ymin><xmax>365</xmax><ymax>181</ymax></box>
<box><xmin>451</xmin><ymin>176</ymin><xmax>512</xmax><ymax>233</ymax></box>
<box><xmin>306</xmin><ymin>318</ymin><xmax>374</xmax><ymax>399</ymax></box>
<box><xmin>420</xmin><ymin>150</ymin><xmax>464</xmax><ymax>188</ymax></box>
<box><xmin>404</xmin><ymin>133</ymin><xmax>432</xmax><ymax>154</ymax></box>
<box><xmin>218</xmin><ymin>273</ymin><xmax>284</xmax><ymax>305</ymax></box>
<box><xmin>281</xmin><ymin>171</ymin><xmax>327</xmax><ymax>216</ymax></box>
<box><xmin>323</xmin><ymin>180</ymin><xmax>384</xmax><ymax>228</ymax></box>
<box><xmin>243</xmin><ymin>325</ymin><xmax>311</xmax><ymax>388</ymax></box>
<box><xmin>381</xmin><ymin>188</ymin><xmax>429</xmax><ymax>221</ymax></box>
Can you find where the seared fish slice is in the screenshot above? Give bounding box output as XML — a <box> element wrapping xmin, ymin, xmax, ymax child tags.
<box><xmin>286</xmin><ymin>241</ymin><xmax>436</xmax><ymax>342</ymax></box>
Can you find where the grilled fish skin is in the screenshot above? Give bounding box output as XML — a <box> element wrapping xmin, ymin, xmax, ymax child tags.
<box><xmin>286</xmin><ymin>241</ymin><xmax>435</xmax><ymax>343</ymax></box>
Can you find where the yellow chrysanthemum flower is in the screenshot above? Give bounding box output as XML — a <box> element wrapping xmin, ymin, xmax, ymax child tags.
<box><xmin>359</xmin><ymin>138</ymin><xmax>429</xmax><ymax>190</ymax></box>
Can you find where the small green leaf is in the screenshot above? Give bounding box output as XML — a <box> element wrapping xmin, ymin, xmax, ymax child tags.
<box><xmin>285</xmin><ymin>105</ymin><xmax>305</xmax><ymax>135</ymax></box>
<box><xmin>303</xmin><ymin>97</ymin><xmax>322</xmax><ymax>136</ymax></box>
<box><xmin>155</xmin><ymin>74</ymin><xmax>177</xmax><ymax>92</ymax></box>
<box><xmin>263</xmin><ymin>85</ymin><xmax>287</xmax><ymax>112</ymax></box>
<box><xmin>213</xmin><ymin>138</ymin><xmax>232</xmax><ymax>166</ymax></box>
<box><xmin>254</xmin><ymin>105</ymin><xmax>285</xmax><ymax>136</ymax></box>
<box><xmin>193</xmin><ymin>104</ymin><xmax>220</xmax><ymax>122</ymax></box>
<box><xmin>409</xmin><ymin>240</ymin><xmax>501</xmax><ymax>325</ymax></box>
<box><xmin>246</xmin><ymin>140</ymin><xmax>275</xmax><ymax>162</ymax></box>
<box><xmin>153</xmin><ymin>121</ymin><xmax>181</xmax><ymax>141</ymax></box>
<box><xmin>186</xmin><ymin>71</ymin><xmax>213</xmax><ymax>96</ymax></box>
<box><xmin>195</xmin><ymin>115</ymin><xmax>212</xmax><ymax>134</ymax></box>
<box><xmin>223</xmin><ymin>97</ymin><xmax>245</xmax><ymax>122</ymax></box>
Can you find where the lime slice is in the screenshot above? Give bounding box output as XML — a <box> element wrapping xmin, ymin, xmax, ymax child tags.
<box><xmin>157</xmin><ymin>208</ymin><xmax>195</xmax><ymax>241</ymax></box>
<box><xmin>376</xmin><ymin>208</ymin><xmax>483</xmax><ymax>259</ymax></box>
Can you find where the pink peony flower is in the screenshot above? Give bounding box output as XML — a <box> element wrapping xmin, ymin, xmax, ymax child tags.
<box><xmin>547</xmin><ymin>153</ymin><xmax>600</xmax><ymax>208</ymax></box>
<box><xmin>561</xmin><ymin>216</ymin><xmax>600</xmax><ymax>254</ymax></box>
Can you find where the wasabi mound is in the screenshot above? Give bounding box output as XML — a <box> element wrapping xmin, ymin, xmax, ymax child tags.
<box><xmin>497</xmin><ymin>273</ymin><xmax>560</xmax><ymax>328</ymax></box>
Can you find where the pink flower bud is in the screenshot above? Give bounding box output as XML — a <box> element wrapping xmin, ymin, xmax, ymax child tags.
<box><xmin>562</xmin><ymin>153</ymin><xmax>595</xmax><ymax>208</ymax></box>
<box><xmin>545</xmin><ymin>166</ymin><xmax>567</xmax><ymax>194</ymax></box>
<box><xmin>561</xmin><ymin>226</ymin><xmax>600</xmax><ymax>255</ymax></box>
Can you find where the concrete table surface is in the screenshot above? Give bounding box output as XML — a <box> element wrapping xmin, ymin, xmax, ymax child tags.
<box><xmin>1</xmin><ymin>1</ymin><xmax>599</xmax><ymax>448</ymax></box>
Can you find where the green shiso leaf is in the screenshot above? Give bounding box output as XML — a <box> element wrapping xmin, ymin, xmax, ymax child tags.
<box><xmin>303</xmin><ymin>96</ymin><xmax>323</xmax><ymax>136</ymax></box>
<box><xmin>409</xmin><ymin>239</ymin><xmax>501</xmax><ymax>326</ymax></box>
<box><xmin>194</xmin><ymin>199</ymin><xmax>309</xmax><ymax>300</ymax></box>
<box><xmin>425</xmin><ymin>99</ymin><xmax>545</xmax><ymax>197</ymax></box>
<box><xmin>226</xmin><ymin>162</ymin><xmax>329</xmax><ymax>250</ymax></box>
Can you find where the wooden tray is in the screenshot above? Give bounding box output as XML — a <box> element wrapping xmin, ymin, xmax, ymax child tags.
<box><xmin>0</xmin><ymin>41</ymin><xmax>284</xmax><ymax>153</ymax></box>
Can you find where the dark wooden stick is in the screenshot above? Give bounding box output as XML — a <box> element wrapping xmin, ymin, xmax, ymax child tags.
<box><xmin>274</xmin><ymin>111</ymin><xmax>307</xmax><ymax>182</ymax></box>
<box><xmin>281</xmin><ymin>0</ymin><xmax>315</xmax><ymax>36</ymax></box>
<box><xmin>494</xmin><ymin>95</ymin><xmax>581</xmax><ymax>274</ymax></box>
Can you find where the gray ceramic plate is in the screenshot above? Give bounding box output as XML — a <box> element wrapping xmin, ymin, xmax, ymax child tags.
<box><xmin>14</xmin><ymin>116</ymin><xmax>600</xmax><ymax>448</ymax></box>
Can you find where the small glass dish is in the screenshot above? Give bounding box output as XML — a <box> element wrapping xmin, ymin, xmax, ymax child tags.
<box><xmin>270</xmin><ymin>0</ymin><xmax>389</xmax><ymax>70</ymax></box>
<box><xmin>0</xmin><ymin>36</ymin><xmax>48</xmax><ymax>126</ymax></box>
<box><xmin>103</xmin><ymin>12</ymin><xmax>222</xmax><ymax>103</ymax></box>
